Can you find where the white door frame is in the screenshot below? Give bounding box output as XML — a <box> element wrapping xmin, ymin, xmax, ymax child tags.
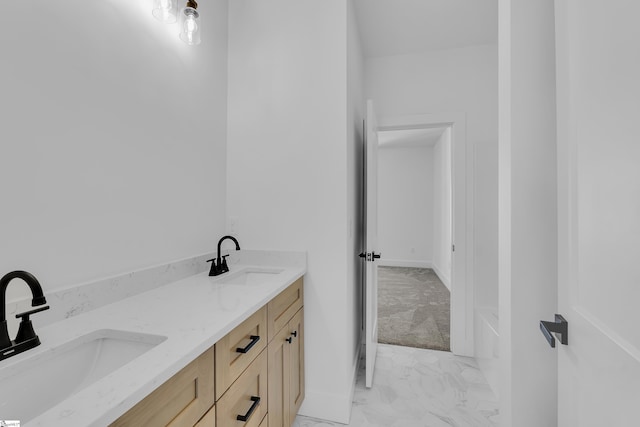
<box><xmin>377</xmin><ymin>112</ymin><xmax>473</xmax><ymax>357</ymax></box>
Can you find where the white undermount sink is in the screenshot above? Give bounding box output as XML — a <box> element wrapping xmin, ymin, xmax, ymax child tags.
<box><xmin>0</xmin><ymin>329</ymin><xmax>166</xmax><ymax>423</ymax></box>
<box><xmin>222</xmin><ymin>267</ymin><xmax>284</xmax><ymax>285</ymax></box>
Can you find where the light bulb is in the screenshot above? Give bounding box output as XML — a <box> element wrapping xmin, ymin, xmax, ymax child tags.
<box><xmin>179</xmin><ymin>7</ymin><xmax>201</xmax><ymax>45</ymax></box>
<box><xmin>185</xmin><ymin>16</ymin><xmax>197</xmax><ymax>44</ymax></box>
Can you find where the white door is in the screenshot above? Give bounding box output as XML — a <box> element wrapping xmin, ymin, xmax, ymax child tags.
<box><xmin>555</xmin><ymin>1</ymin><xmax>640</xmax><ymax>425</ymax></box>
<box><xmin>364</xmin><ymin>100</ymin><xmax>380</xmax><ymax>388</ymax></box>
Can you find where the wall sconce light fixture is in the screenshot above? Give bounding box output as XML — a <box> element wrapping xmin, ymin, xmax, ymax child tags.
<box><xmin>153</xmin><ymin>0</ymin><xmax>201</xmax><ymax>46</ymax></box>
<box><xmin>179</xmin><ymin>0</ymin><xmax>201</xmax><ymax>45</ymax></box>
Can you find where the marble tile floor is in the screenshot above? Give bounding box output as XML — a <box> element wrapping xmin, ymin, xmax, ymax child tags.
<box><xmin>293</xmin><ymin>344</ymin><xmax>499</xmax><ymax>427</ymax></box>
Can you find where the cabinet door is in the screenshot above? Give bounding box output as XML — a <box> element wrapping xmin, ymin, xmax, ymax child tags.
<box><xmin>268</xmin><ymin>308</ymin><xmax>304</xmax><ymax>427</ymax></box>
<box><xmin>110</xmin><ymin>347</ymin><xmax>215</xmax><ymax>427</ymax></box>
<box><xmin>288</xmin><ymin>308</ymin><xmax>304</xmax><ymax>418</ymax></box>
<box><xmin>268</xmin><ymin>325</ymin><xmax>291</xmax><ymax>427</ymax></box>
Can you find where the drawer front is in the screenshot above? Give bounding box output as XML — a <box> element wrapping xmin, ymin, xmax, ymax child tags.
<box><xmin>111</xmin><ymin>346</ymin><xmax>215</xmax><ymax>427</ymax></box>
<box><xmin>217</xmin><ymin>349</ymin><xmax>268</xmax><ymax>427</ymax></box>
<box><xmin>216</xmin><ymin>306</ymin><xmax>268</xmax><ymax>399</ymax></box>
<box><xmin>195</xmin><ymin>405</ymin><xmax>216</xmax><ymax>427</ymax></box>
<box><xmin>267</xmin><ymin>277</ymin><xmax>303</xmax><ymax>342</ymax></box>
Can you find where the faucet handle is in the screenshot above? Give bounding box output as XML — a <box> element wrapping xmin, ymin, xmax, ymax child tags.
<box><xmin>15</xmin><ymin>305</ymin><xmax>49</xmax><ymax>344</ymax></box>
<box><xmin>16</xmin><ymin>305</ymin><xmax>50</xmax><ymax>320</ymax></box>
<box><xmin>207</xmin><ymin>258</ymin><xmax>219</xmax><ymax>276</ymax></box>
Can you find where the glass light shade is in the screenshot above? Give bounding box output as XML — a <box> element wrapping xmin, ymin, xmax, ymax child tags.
<box><xmin>152</xmin><ymin>0</ymin><xmax>178</xmax><ymax>23</ymax></box>
<box><xmin>179</xmin><ymin>7</ymin><xmax>201</xmax><ymax>46</ymax></box>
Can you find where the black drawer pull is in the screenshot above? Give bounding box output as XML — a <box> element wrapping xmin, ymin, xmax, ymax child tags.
<box><xmin>236</xmin><ymin>335</ymin><xmax>260</xmax><ymax>354</ymax></box>
<box><xmin>236</xmin><ymin>396</ymin><xmax>261</xmax><ymax>422</ymax></box>
<box><xmin>291</xmin><ymin>331</ymin><xmax>298</xmax><ymax>338</ymax></box>
<box><xmin>286</xmin><ymin>337</ymin><xmax>292</xmax><ymax>344</ymax></box>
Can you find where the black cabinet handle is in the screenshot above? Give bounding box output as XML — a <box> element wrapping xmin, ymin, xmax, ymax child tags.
<box><xmin>236</xmin><ymin>335</ymin><xmax>260</xmax><ymax>354</ymax></box>
<box><xmin>372</xmin><ymin>252</ymin><xmax>381</xmax><ymax>260</ymax></box>
<box><xmin>236</xmin><ymin>396</ymin><xmax>261</xmax><ymax>422</ymax></box>
<box><xmin>286</xmin><ymin>337</ymin><xmax>292</xmax><ymax>344</ymax></box>
<box><xmin>540</xmin><ymin>314</ymin><xmax>568</xmax><ymax>348</ymax></box>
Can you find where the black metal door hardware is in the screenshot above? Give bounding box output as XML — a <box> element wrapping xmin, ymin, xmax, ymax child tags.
<box><xmin>540</xmin><ymin>314</ymin><xmax>568</xmax><ymax>348</ymax></box>
<box><xmin>358</xmin><ymin>252</ymin><xmax>382</xmax><ymax>262</ymax></box>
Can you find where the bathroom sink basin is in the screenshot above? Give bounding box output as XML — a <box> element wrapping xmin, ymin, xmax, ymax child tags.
<box><xmin>222</xmin><ymin>268</ymin><xmax>284</xmax><ymax>285</ymax></box>
<box><xmin>0</xmin><ymin>329</ymin><xmax>166</xmax><ymax>422</ymax></box>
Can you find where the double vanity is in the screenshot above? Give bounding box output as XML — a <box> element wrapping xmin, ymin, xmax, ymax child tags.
<box><xmin>0</xmin><ymin>250</ymin><xmax>306</xmax><ymax>427</ymax></box>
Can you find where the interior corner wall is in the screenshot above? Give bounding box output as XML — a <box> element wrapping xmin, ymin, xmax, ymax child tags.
<box><xmin>226</xmin><ymin>1</ymin><xmax>354</xmax><ymax>423</ymax></box>
<box><xmin>0</xmin><ymin>0</ymin><xmax>229</xmax><ymax>300</ymax></box>
<box><xmin>499</xmin><ymin>0</ymin><xmax>558</xmax><ymax>425</ymax></box>
<box><xmin>378</xmin><ymin>145</ymin><xmax>434</xmax><ymax>266</ymax></box>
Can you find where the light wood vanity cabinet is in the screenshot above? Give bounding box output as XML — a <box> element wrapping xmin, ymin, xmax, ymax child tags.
<box><xmin>110</xmin><ymin>347</ymin><xmax>215</xmax><ymax>427</ymax></box>
<box><xmin>267</xmin><ymin>278</ymin><xmax>305</xmax><ymax>427</ymax></box>
<box><xmin>111</xmin><ymin>276</ymin><xmax>304</xmax><ymax>427</ymax></box>
<box><xmin>217</xmin><ymin>276</ymin><xmax>304</xmax><ymax>427</ymax></box>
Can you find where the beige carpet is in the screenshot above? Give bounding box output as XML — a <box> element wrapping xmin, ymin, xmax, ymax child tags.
<box><xmin>377</xmin><ymin>266</ymin><xmax>451</xmax><ymax>351</ymax></box>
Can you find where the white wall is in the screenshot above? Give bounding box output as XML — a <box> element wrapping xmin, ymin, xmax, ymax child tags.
<box><xmin>432</xmin><ymin>129</ymin><xmax>452</xmax><ymax>288</ymax></box>
<box><xmin>0</xmin><ymin>0</ymin><xmax>228</xmax><ymax>300</ymax></box>
<box><xmin>499</xmin><ymin>0</ymin><xmax>558</xmax><ymax>425</ymax></box>
<box><xmin>227</xmin><ymin>1</ymin><xmax>358</xmax><ymax>423</ymax></box>
<box><xmin>378</xmin><ymin>145</ymin><xmax>434</xmax><ymax>267</ymax></box>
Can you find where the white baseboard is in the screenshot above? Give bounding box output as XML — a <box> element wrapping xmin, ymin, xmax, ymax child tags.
<box><xmin>432</xmin><ymin>263</ymin><xmax>451</xmax><ymax>291</ymax></box>
<box><xmin>377</xmin><ymin>259</ymin><xmax>432</xmax><ymax>268</ymax></box>
<box><xmin>297</xmin><ymin>344</ymin><xmax>361</xmax><ymax>424</ymax></box>
<box><xmin>298</xmin><ymin>390</ymin><xmax>352</xmax><ymax>424</ymax></box>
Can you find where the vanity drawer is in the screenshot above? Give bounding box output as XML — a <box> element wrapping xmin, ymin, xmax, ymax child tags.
<box><xmin>216</xmin><ymin>306</ymin><xmax>268</xmax><ymax>399</ymax></box>
<box><xmin>110</xmin><ymin>346</ymin><xmax>215</xmax><ymax>427</ymax></box>
<box><xmin>195</xmin><ymin>405</ymin><xmax>216</xmax><ymax>427</ymax></box>
<box><xmin>267</xmin><ymin>278</ymin><xmax>303</xmax><ymax>342</ymax></box>
<box><xmin>217</xmin><ymin>348</ymin><xmax>268</xmax><ymax>427</ymax></box>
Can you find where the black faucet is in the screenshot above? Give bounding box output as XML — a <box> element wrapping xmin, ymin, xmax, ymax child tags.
<box><xmin>0</xmin><ymin>271</ymin><xmax>50</xmax><ymax>361</ymax></box>
<box><xmin>207</xmin><ymin>235</ymin><xmax>241</xmax><ymax>276</ymax></box>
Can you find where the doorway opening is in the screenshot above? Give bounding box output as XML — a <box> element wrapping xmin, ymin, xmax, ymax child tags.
<box><xmin>376</xmin><ymin>126</ymin><xmax>453</xmax><ymax>351</ymax></box>
<box><xmin>372</xmin><ymin>112</ymin><xmax>472</xmax><ymax>358</ymax></box>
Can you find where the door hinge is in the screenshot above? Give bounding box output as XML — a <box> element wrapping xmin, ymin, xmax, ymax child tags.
<box><xmin>452</xmin><ymin>244</ymin><xmax>455</xmax><ymax>252</ymax></box>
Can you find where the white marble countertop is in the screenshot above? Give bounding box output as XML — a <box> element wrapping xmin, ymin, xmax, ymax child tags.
<box><xmin>0</xmin><ymin>250</ymin><xmax>306</xmax><ymax>427</ymax></box>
